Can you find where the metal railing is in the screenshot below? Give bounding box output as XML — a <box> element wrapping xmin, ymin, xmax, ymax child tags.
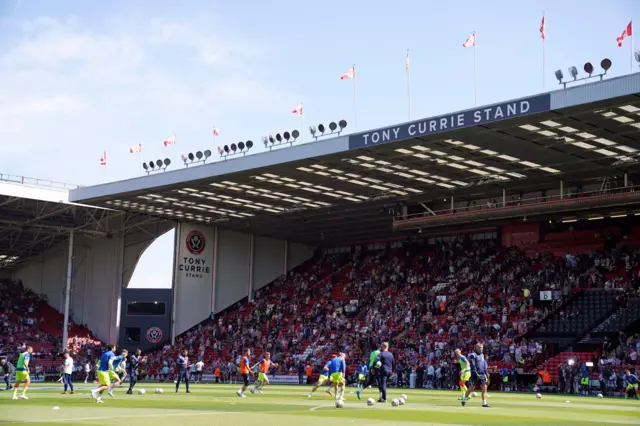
<box><xmin>395</xmin><ymin>185</ymin><xmax>640</xmax><ymax>223</ymax></box>
<box><xmin>0</xmin><ymin>173</ymin><xmax>80</xmax><ymax>190</ymax></box>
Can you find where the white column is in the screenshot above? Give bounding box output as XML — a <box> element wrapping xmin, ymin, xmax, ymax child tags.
<box><xmin>211</xmin><ymin>226</ymin><xmax>219</xmax><ymax>314</ymax></box>
<box><xmin>62</xmin><ymin>230</ymin><xmax>74</xmax><ymax>351</ymax></box>
<box><xmin>248</xmin><ymin>234</ymin><xmax>255</xmax><ymax>302</ymax></box>
<box><xmin>170</xmin><ymin>223</ymin><xmax>181</xmax><ymax>344</ymax></box>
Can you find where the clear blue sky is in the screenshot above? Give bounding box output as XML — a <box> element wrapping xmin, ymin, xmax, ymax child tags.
<box><xmin>0</xmin><ymin>0</ymin><xmax>638</xmax><ymax>288</ymax></box>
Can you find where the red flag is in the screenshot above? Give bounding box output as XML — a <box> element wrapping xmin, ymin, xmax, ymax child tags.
<box><xmin>213</xmin><ymin>127</ymin><xmax>220</xmax><ymax>137</ymax></box>
<box><xmin>617</xmin><ymin>21</ymin><xmax>633</xmax><ymax>47</ymax></box>
<box><xmin>462</xmin><ymin>32</ymin><xmax>476</xmax><ymax>48</ymax></box>
<box><xmin>129</xmin><ymin>144</ymin><xmax>142</xmax><ymax>153</ymax></box>
<box><xmin>540</xmin><ymin>16</ymin><xmax>546</xmax><ymax>40</ymax></box>
<box><xmin>341</xmin><ymin>67</ymin><xmax>355</xmax><ymax>80</ymax></box>
<box><xmin>99</xmin><ymin>150</ymin><xmax>107</xmax><ymax>167</ymax></box>
<box><xmin>292</xmin><ymin>104</ymin><xmax>303</xmax><ymax>115</ymax></box>
<box><xmin>163</xmin><ymin>135</ymin><xmax>176</xmax><ymax>146</ymax></box>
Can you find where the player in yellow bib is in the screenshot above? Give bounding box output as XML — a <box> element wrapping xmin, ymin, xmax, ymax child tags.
<box><xmin>455</xmin><ymin>349</ymin><xmax>471</xmax><ymax>402</ymax></box>
<box><xmin>13</xmin><ymin>346</ymin><xmax>33</xmax><ymax>400</ymax></box>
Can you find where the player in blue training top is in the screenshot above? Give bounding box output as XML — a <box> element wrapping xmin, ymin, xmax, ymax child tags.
<box><xmin>108</xmin><ymin>349</ymin><xmax>127</xmax><ymax>398</ymax></box>
<box><xmin>307</xmin><ymin>356</ymin><xmax>335</xmax><ymax>397</ymax></box>
<box><xmin>328</xmin><ymin>352</ymin><xmax>347</xmax><ymax>402</ymax></box>
<box><xmin>91</xmin><ymin>344</ymin><xmax>116</xmax><ymax>403</ymax></box>
<box><xmin>624</xmin><ymin>369</ymin><xmax>639</xmax><ymax>400</ymax></box>
<box><xmin>356</xmin><ymin>360</ymin><xmax>368</xmax><ymax>393</ymax></box>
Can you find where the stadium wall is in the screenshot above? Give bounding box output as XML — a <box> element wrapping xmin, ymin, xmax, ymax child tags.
<box><xmin>172</xmin><ymin>223</ymin><xmax>314</xmax><ymax>339</ymax></box>
<box><xmin>9</xmin><ymin>218</ymin><xmax>174</xmax><ymax>344</ymax></box>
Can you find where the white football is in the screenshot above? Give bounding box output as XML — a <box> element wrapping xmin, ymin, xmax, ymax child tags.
<box><xmin>375</xmin><ymin>361</ymin><xmax>382</xmax><ymax>368</ymax></box>
<box><xmin>138</xmin><ymin>389</ymin><xmax>146</xmax><ymax>395</ymax></box>
<box><xmin>472</xmin><ymin>392</ymin><xmax>478</xmax><ymax>398</ymax></box>
<box><xmin>335</xmin><ymin>400</ymin><xmax>344</xmax><ymax>408</ymax></box>
<box><xmin>597</xmin><ymin>393</ymin><xmax>603</xmax><ymax>398</ymax></box>
<box><xmin>399</xmin><ymin>397</ymin><xmax>405</xmax><ymax>405</ymax></box>
<box><xmin>391</xmin><ymin>398</ymin><xmax>399</xmax><ymax>407</ymax></box>
<box><xmin>536</xmin><ymin>393</ymin><xmax>542</xmax><ymax>399</ymax></box>
<box><xmin>155</xmin><ymin>388</ymin><xmax>164</xmax><ymax>394</ymax></box>
<box><xmin>366</xmin><ymin>398</ymin><xmax>375</xmax><ymax>406</ymax></box>
<box><xmin>400</xmin><ymin>393</ymin><xmax>407</xmax><ymax>400</ymax></box>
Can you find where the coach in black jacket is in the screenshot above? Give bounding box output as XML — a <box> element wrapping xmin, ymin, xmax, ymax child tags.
<box><xmin>376</xmin><ymin>342</ymin><xmax>395</xmax><ymax>403</ymax></box>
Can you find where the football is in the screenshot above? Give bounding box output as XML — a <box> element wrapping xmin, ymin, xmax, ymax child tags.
<box><xmin>335</xmin><ymin>400</ymin><xmax>344</xmax><ymax>408</ymax></box>
<box><xmin>597</xmin><ymin>393</ymin><xmax>603</xmax><ymax>398</ymax></box>
<box><xmin>391</xmin><ymin>398</ymin><xmax>400</xmax><ymax>407</ymax></box>
<box><xmin>155</xmin><ymin>388</ymin><xmax>164</xmax><ymax>394</ymax></box>
<box><xmin>399</xmin><ymin>397</ymin><xmax>405</xmax><ymax>405</ymax></box>
<box><xmin>471</xmin><ymin>392</ymin><xmax>478</xmax><ymax>398</ymax></box>
<box><xmin>138</xmin><ymin>389</ymin><xmax>146</xmax><ymax>395</ymax></box>
<box><xmin>366</xmin><ymin>398</ymin><xmax>375</xmax><ymax>406</ymax></box>
<box><xmin>536</xmin><ymin>393</ymin><xmax>542</xmax><ymax>399</ymax></box>
<box><xmin>400</xmin><ymin>393</ymin><xmax>407</xmax><ymax>400</ymax></box>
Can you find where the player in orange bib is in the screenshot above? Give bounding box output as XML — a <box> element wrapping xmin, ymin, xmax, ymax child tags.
<box><xmin>236</xmin><ymin>348</ymin><xmax>254</xmax><ymax>398</ymax></box>
<box><xmin>250</xmin><ymin>352</ymin><xmax>278</xmax><ymax>395</ymax></box>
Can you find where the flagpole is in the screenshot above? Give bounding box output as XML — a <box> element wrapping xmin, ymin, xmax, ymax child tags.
<box><xmin>473</xmin><ymin>32</ymin><xmax>477</xmax><ymax>106</ymax></box>
<box><xmin>353</xmin><ymin>64</ymin><xmax>357</xmax><ymax>130</ymax></box>
<box><xmin>542</xmin><ymin>12</ymin><xmax>546</xmax><ymax>89</ymax></box>
<box><xmin>407</xmin><ymin>49</ymin><xmax>412</xmax><ymax>121</ymax></box>
<box><xmin>631</xmin><ymin>18</ymin><xmax>634</xmax><ymax>73</ymax></box>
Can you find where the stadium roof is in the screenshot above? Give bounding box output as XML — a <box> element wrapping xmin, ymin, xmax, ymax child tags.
<box><xmin>70</xmin><ymin>73</ymin><xmax>640</xmax><ymax>245</ymax></box>
<box><xmin>0</xmin><ymin>175</ymin><xmax>165</xmax><ymax>268</ymax></box>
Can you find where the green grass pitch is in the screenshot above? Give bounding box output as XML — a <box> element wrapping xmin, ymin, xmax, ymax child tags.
<box><xmin>0</xmin><ymin>383</ymin><xmax>637</xmax><ymax>425</ymax></box>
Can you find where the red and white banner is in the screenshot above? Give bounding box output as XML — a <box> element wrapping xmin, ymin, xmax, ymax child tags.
<box><xmin>341</xmin><ymin>67</ymin><xmax>355</xmax><ymax>80</ymax></box>
<box><xmin>617</xmin><ymin>21</ymin><xmax>632</xmax><ymax>47</ymax></box>
<box><xmin>540</xmin><ymin>16</ymin><xmax>546</xmax><ymax>40</ymax></box>
<box><xmin>129</xmin><ymin>144</ymin><xmax>142</xmax><ymax>153</ymax></box>
<box><xmin>213</xmin><ymin>127</ymin><xmax>220</xmax><ymax>137</ymax></box>
<box><xmin>292</xmin><ymin>104</ymin><xmax>303</xmax><ymax>115</ymax></box>
<box><xmin>99</xmin><ymin>150</ymin><xmax>107</xmax><ymax>167</ymax></box>
<box><xmin>462</xmin><ymin>32</ymin><xmax>476</xmax><ymax>48</ymax></box>
<box><xmin>163</xmin><ymin>135</ymin><xmax>176</xmax><ymax>146</ymax></box>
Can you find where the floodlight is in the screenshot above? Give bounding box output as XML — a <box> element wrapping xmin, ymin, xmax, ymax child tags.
<box><xmin>269</xmin><ymin>135</ymin><xmax>275</xmax><ymax>144</ymax></box>
<box><xmin>329</xmin><ymin>122</ymin><xmax>337</xmax><ymax>132</ymax></box>
<box><xmin>164</xmin><ymin>158</ymin><xmax>171</xmax><ymax>166</ymax></box>
<box><xmin>339</xmin><ymin>120</ymin><xmax>347</xmax><ymax>129</ymax></box>
<box><xmin>204</xmin><ymin>150</ymin><xmax>211</xmax><ymax>158</ymax></box>
<box><xmin>318</xmin><ymin>124</ymin><xmax>325</xmax><ymax>133</ymax></box>
<box><xmin>276</xmin><ymin>133</ymin><xmax>282</xmax><ymax>142</ymax></box>
<box><xmin>223</xmin><ymin>145</ymin><xmax>229</xmax><ymax>153</ymax></box>
<box><xmin>635</xmin><ymin>51</ymin><xmax>640</xmax><ymax>63</ymax></box>
<box><xmin>230</xmin><ymin>143</ymin><xmax>237</xmax><ymax>152</ymax></box>
<box><xmin>601</xmin><ymin>58</ymin><xmax>612</xmax><ymax>72</ymax></box>
<box><xmin>188</xmin><ymin>153</ymin><xmax>195</xmax><ymax>161</ymax></box>
<box><xmin>309</xmin><ymin>126</ymin><xmax>316</xmax><ymax>135</ymax></box>
<box><xmin>292</xmin><ymin>130</ymin><xmax>300</xmax><ymax>140</ymax></box>
<box><xmin>584</xmin><ymin>62</ymin><xmax>594</xmax><ymax>76</ymax></box>
<box><xmin>283</xmin><ymin>131</ymin><xmax>290</xmax><ymax>141</ymax></box>
<box><xmin>149</xmin><ymin>161</ymin><xmax>155</xmax><ymax>169</ymax></box>
<box><xmin>262</xmin><ymin>136</ymin><xmax>268</xmax><ymax>146</ymax></box>
<box><xmin>196</xmin><ymin>151</ymin><xmax>203</xmax><ymax>159</ymax></box>
<box><xmin>217</xmin><ymin>146</ymin><xmax>223</xmax><ymax>155</ymax></box>
<box><xmin>568</xmin><ymin>66</ymin><xmax>578</xmax><ymax>80</ymax></box>
<box><xmin>555</xmin><ymin>69</ymin><xmax>563</xmax><ymax>83</ymax></box>
<box><xmin>238</xmin><ymin>141</ymin><xmax>245</xmax><ymax>150</ymax></box>
<box><xmin>142</xmin><ymin>163</ymin><xmax>148</xmax><ymax>170</ymax></box>
<box><xmin>155</xmin><ymin>159</ymin><xmax>162</xmax><ymax>168</ymax></box>
<box><xmin>246</xmin><ymin>140</ymin><xmax>253</xmax><ymax>149</ymax></box>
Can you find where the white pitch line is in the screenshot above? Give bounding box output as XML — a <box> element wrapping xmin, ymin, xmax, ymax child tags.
<box><xmin>309</xmin><ymin>405</ymin><xmax>324</xmax><ymax>412</ymax></box>
<box><xmin>18</xmin><ymin>411</ymin><xmax>240</xmax><ymax>423</ymax></box>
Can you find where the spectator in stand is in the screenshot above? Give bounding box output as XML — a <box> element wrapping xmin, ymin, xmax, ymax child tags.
<box><xmin>1</xmin><ymin>358</ymin><xmax>14</xmax><ymax>390</ymax></box>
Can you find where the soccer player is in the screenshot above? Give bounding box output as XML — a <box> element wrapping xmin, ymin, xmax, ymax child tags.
<box><xmin>356</xmin><ymin>346</ymin><xmax>380</xmax><ymax>400</ymax></box>
<box><xmin>91</xmin><ymin>344</ymin><xmax>116</xmax><ymax>403</ymax></box>
<box><xmin>61</xmin><ymin>352</ymin><xmax>74</xmax><ymax>394</ymax></box>
<box><xmin>236</xmin><ymin>348</ymin><xmax>253</xmax><ymax>397</ymax></box>
<box><xmin>175</xmin><ymin>348</ymin><xmax>191</xmax><ymax>393</ymax></box>
<box><xmin>250</xmin><ymin>352</ymin><xmax>278</xmax><ymax>394</ymax></box>
<box><xmin>455</xmin><ymin>349</ymin><xmax>471</xmax><ymax>403</ymax></box>
<box><xmin>624</xmin><ymin>369</ymin><xmax>639</xmax><ymax>400</ymax></box>
<box><xmin>356</xmin><ymin>360</ymin><xmax>368</xmax><ymax>393</ymax></box>
<box><xmin>107</xmin><ymin>349</ymin><xmax>128</xmax><ymax>397</ymax></box>
<box><xmin>307</xmin><ymin>356</ymin><xmax>334</xmax><ymax>397</ymax></box>
<box><xmin>127</xmin><ymin>349</ymin><xmax>143</xmax><ymax>395</ymax></box>
<box><xmin>12</xmin><ymin>346</ymin><xmax>33</xmax><ymax>400</ymax></box>
<box><xmin>464</xmin><ymin>342</ymin><xmax>490</xmax><ymax>408</ymax></box>
<box><xmin>328</xmin><ymin>352</ymin><xmax>347</xmax><ymax>402</ymax></box>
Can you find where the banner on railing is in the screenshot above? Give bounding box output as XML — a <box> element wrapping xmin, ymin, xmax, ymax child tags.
<box><xmin>539</xmin><ymin>291</ymin><xmax>552</xmax><ymax>301</ymax></box>
<box><xmin>199</xmin><ymin>374</ymin><xmax>304</xmax><ymax>385</ymax></box>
